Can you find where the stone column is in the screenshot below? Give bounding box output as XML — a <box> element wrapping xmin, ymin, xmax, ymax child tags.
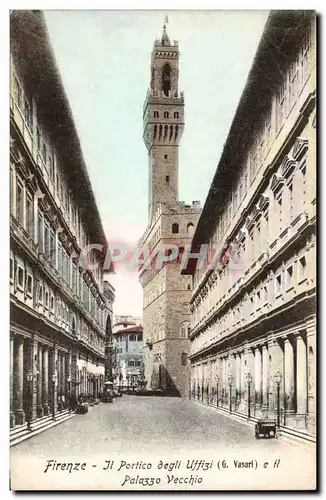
<box><xmin>246</xmin><ymin>347</ymin><xmax>255</xmax><ymax>413</ymax></box>
<box><xmin>306</xmin><ymin>323</ymin><xmax>316</xmax><ymax>435</ymax></box>
<box><xmin>235</xmin><ymin>353</ymin><xmax>241</xmax><ymax>405</ymax></box>
<box><xmin>30</xmin><ymin>339</ymin><xmax>38</xmax><ymax>420</ymax></box>
<box><xmin>53</xmin><ymin>345</ymin><xmax>58</xmax><ymax>413</ymax></box>
<box><xmin>14</xmin><ymin>337</ymin><xmax>25</xmax><ymax>424</ymax></box>
<box><xmin>61</xmin><ymin>353</ymin><xmax>66</xmax><ymax>405</ymax></box>
<box><xmin>230</xmin><ymin>354</ymin><xmax>236</xmax><ymax>407</ymax></box>
<box><xmin>57</xmin><ymin>351</ymin><xmax>61</xmax><ymax>398</ymax></box>
<box><xmin>37</xmin><ymin>345</ymin><xmax>43</xmax><ymax>417</ymax></box>
<box><xmin>262</xmin><ymin>344</ymin><xmax>269</xmax><ymax>414</ymax></box>
<box><xmin>284</xmin><ymin>337</ymin><xmax>295</xmax><ymax>417</ymax></box>
<box><xmin>42</xmin><ymin>347</ymin><xmax>49</xmax><ymax>415</ymax></box>
<box><xmin>239</xmin><ymin>350</ymin><xmax>246</xmax><ymax>409</ymax></box>
<box><xmin>10</xmin><ymin>337</ymin><xmax>15</xmax><ymax>428</ymax></box>
<box><xmin>71</xmin><ymin>346</ymin><xmax>77</xmax><ymax>398</ymax></box>
<box><xmin>221</xmin><ymin>357</ymin><xmax>225</xmax><ymax>404</ymax></box>
<box><xmin>254</xmin><ymin>346</ymin><xmax>262</xmax><ymax>409</ymax></box>
<box><xmin>267</xmin><ymin>338</ymin><xmax>284</xmax><ymax>414</ymax></box>
<box><xmin>67</xmin><ymin>350</ymin><xmax>72</xmax><ymax>405</ymax></box>
<box><xmin>296</xmin><ymin>334</ymin><xmax>308</xmax><ymax>418</ymax></box>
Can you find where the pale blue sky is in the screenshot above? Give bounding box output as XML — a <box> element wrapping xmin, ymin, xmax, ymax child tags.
<box><xmin>44</xmin><ymin>10</ymin><xmax>269</xmax><ymax>317</ymax></box>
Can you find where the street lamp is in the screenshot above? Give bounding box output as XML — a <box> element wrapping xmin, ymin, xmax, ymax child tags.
<box><xmin>228</xmin><ymin>374</ymin><xmax>234</xmax><ymax>413</ymax></box>
<box><xmin>126</xmin><ymin>374</ymin><xmax>130</xmax><ymax>392</ymax></box>
<box><xmin>52</xmin><ymin>373</ymin><xmax>56</xmax><ymax>420</ymax></box>
<box><xmin>246</xmin><ymin>372</ymin><xmax>253</xmax><ymax>420</ymax></box>
<box><xmin>26</xmin><ymin>370</ymin><xmax>33</xmax><ymax>431</ymax></box>
<box><xmin>216</xmin><ymin>375</ymin><xmax>220</xmax><ymax>408</ymax></box>
<box><xmin>274</xmin><ymin>371</ymin><xmax>282</xmax><ymax>429</ymax></box>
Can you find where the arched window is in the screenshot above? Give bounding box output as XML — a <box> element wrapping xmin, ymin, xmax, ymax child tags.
<box><xmin>162</xmin><ymin>63</ymin><xmax>171</xmax><ymax>96</ymax></box>
<box><xmin>181</xmin><ymin>353</ymin><xmax>188</xmax><ymax>366</ymax></box>
<box><xmin>172</xmin><ymin>223</ymin><xmax>179</xmax><ymax>234</ymax></box>
<box><xmin>187</xmin><ymin>222</ymin><xmax>194</xmax><ymax>236</ymax></box>
<box><xmin>174</xmin><ymin>124</ymin><xmax>179</xmax><ymax>141</ymax></box>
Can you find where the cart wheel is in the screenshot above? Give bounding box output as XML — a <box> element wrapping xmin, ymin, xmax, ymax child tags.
<box><xmin>255</xmin><ymin>429</ymin><xmax>259</xmax><ymax>439</ymax></box>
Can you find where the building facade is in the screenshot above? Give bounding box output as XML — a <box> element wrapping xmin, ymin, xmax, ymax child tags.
<box><xmin>139</xmin><ymin>22</ymin><xmax>201</xmax><ymax>397</ymax></box>
<box><xmin>10</xmin><ymin>11</ymin><xmax>114</xmax><ymax>428</ymax></box>
<box><xmin>185</xmin><ymin>11</ymin><xmax>316</xmax><ymax>436</ymax></box>
<box><xmin>112</xmin><ymin>316</ymin><xmax>144</xmax><ymax>388</ymax></box>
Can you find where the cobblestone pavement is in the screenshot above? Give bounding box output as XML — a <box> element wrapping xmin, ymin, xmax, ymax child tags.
<box><xmin>11</xmin><ymin>395</ymin><xmax>291</xmax><ymax>457</ymax></box>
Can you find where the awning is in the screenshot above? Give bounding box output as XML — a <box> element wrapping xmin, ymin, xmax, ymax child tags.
<box><xmin>76</xmin><ymin>359</ymin><xmax>104</xmax><ymax>376</ymax></box>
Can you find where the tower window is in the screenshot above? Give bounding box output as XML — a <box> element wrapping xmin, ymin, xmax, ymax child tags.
<box><xmin>166</xmin><ymin>175</ymin><xmax>170</xmax><ymax>184</ymax></box>
<box><xmin>162</xmin><ymin>63</ymin><xmax>171</xmax><ymax>96</ymax></box>
<box><xmin>174</xmin><ymin>112</ymin><xmax>179</xmax><ymax>119</ymax></box>
<box><xmin>164</xmin><ymin>154</ymin><xmax>168</xmax><ymax>159</ymax></box>
<box><xmin>164</xmin><ymin>111</ymin><xmax>169</xmax><ymax>119</ymax></box>
<box><xmin>154</xmin><ymin>111</ymin><xmax>159</xmax><ymax>118</ymax></box>
<box><xmin>187</xmin><ymin>223</ymin><xmax>194</xmax><ymax>236</ymax></box>
<box><xmin>172</xmin><ymin>223</ymin><xmax>179</xmax><ymax>234</ymax></box>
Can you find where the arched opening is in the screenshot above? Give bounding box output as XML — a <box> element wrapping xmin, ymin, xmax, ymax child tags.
<box><xmin>153</xmin><ymin>124</ymin><xmax>157</xmax><ymax>141</ymax></box>
<box><xmin>174</xmin><ymin>124</ymin><xmax>179</xmax><ymax>141</ymax></box>
<box><xmin>187</xmin><ymin>222</ymin><xmax>194</xmax><ymax>236</ymax></box>
<box><xmin>164</xmin><ymin>125</ymin><xmax>168</xmax><ymax>140</ymax></box>
<box><xmin>159</xmin><ymin>124</ymin><xmax>163</xmax><ymax>141</ymax></box>
<box><xmin>169</xmin><ymin>125</ymin><xmax>173</xmax><ymax>140</ymax></box>
<box><xmin>172</xmin><ymin>223</ymin><xmax>179</xmax><ymax>234</ymax></box>
<box><xmin>162</xmin><ymin>63</ymin><xmax>171</xmax><ymax>96</ymax></box>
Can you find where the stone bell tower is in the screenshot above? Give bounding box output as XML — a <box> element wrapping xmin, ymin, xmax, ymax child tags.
<box><xmin>139</xmin><ymin>19</ymin><xmax>201</xmax><ymax>398</ymax></box>
<box><xmin>143</xmin><ymin>19</ymin><xmax>185</xmax><ymax>223</ymax></box>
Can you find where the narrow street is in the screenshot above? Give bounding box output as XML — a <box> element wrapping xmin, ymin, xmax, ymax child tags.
<box><xmin>11</xmin><ymin>395</ymin><xmax>286</xmax><ymax>456</ymax></box>
<box><xmin>10</xmin><ymin>396</ymin><xmax>315</xmax><ymax>490</ymax></box>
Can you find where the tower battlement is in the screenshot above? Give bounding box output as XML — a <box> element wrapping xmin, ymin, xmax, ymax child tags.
<box><xmin>145</xmin><ymin>88</ymin><xmax>184</xmax><ymax>101</ymax></box>
<box><xmin>177</xmin><ymin>200</ymin><xmax>202</xmax><ymax>212</ymax></box>
<box><xmin>154</xmin><ymin>39</ymin><xmax>179</xmax><ymax>48</ymax></box>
